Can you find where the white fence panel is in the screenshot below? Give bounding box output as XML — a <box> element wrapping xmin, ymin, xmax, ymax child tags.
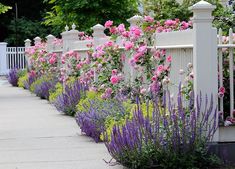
<box><xmin>6</xmin><ymin>47</ymin><xmax>26</xmax><ymax>70</ymax></box>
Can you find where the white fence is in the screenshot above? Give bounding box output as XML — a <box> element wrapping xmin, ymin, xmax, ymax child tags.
<box><xmin>0</xmin><ymin>44</ymin><xmax>26</xmax><ymax>75</ymax></box>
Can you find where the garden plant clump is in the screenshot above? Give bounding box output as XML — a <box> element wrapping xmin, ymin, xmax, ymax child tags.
<box><xmin>53</xmin><ymin>80</ymin><xmax>87</xmax><ymax>116</ymax></box>
<box><xmin>104</xmin><ymin>89</ymin><xmax>221</xmax><ymax>169</ymax></box>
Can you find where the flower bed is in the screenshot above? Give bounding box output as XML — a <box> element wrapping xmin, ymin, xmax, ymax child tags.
<box><xmin>8</xmin><ymin>16</ymin><xmax>231</xmax><ymax>168</ymax></box>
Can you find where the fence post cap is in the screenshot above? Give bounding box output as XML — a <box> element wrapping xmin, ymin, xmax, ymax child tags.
<box><xmin>127</xmin><ymin>15</ymin><xmax>143</xmax><ymax>23</ymax></box>
<box><xmin>34</xmin><ymin>36</ymin><xmax>41</xmax><ymax>41</ymax></box>
<box><xmin>189</xmin><ymin>0</ymin><xmax>216</xmax><ymax>10</ymax></box>
<box><xmin>0</xmin><ymin>42</ymin><xmax>8</xmax><ymax>45</ymax></box>
<box><xmin>92</xmin><ymin>24</ymin><xmax>105</xmax><ymax>30</ymax></box>
<box><xmin>46</xmin><ymin>34</ymin><xmax>55</xmax><ymax>39</ymax></box>
<box><xmin>24</xmin><ymin>39</ymin><xmax>31</xmax><ymax>43</ymax></box>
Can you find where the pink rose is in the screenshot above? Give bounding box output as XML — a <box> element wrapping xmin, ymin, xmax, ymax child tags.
<box><xmin>157</xmin><ymin>65</ymin><xmax>164</xmax><ymax>72</ymax></box>
<box><xmin>76</xmin><ymin>64</ymin><xmax>81</xmax><ymax>70</ymax></box>
<box><xmin>110</xmin><ymin>75</ymin><xmax>119</xmax><ymax>84</ymax></box>
<box><xmin>124</xmin><ymin>41</ymin><xmax>134</xmax><ymax>50</ymax></box>
<box><xmin>144</xmin><ymin>16</ymin><xmax>154</xmax><ymax>23</ymax></box>
<box><xmin>138</xmin><ymin>45</ymin><xmax>147</xmax><ymax>54</ymax></box>
<box><xmin>219</xmin><ymin>86</ymin><xmax>225</xmax><ymax>94</ymax></box>
<box><xmin>166</xmin><ymin>55</ymin><xmax>172</xmax><ymax>62</ymax></box>
<box><xmin>49</xmin><ymin>57</ymin><xmax>56</xmax><ymax>64</ymax></box>
<box><xmin>105</xmin><ymin>41</ymin><xmax>113</xmax><ymax>47</ymax></box>
<box><xmin>104</xmin><ymin>20</ymin><xmax>113</xmax><ymax>28</ymax></box>
<box><xmin>151</xmin><ymin>76</ymin><xmax>157</xmax><ymax>81</ymax></box>
<box><xmin>130</xmin><ymin>26</ymin><xmax>142</xmax><ymax>37</ymax></box>
<box><xmin>117</xmin><ymin>24</ymin><xmax>125</xmax><ymax>33</ymax></box>
<box><xmin>112</xmin><ymin>69</ymin><xmax>118</xmax><ymax>75</ymax></box>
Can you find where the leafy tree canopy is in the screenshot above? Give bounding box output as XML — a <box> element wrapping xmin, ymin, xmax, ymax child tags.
<box><xmin>0</xmin><ymin>3</ymin><xmax>11</xmax><ymax>14</ymax></box>
<box><xmin>43</xmin><ymin>0</ymin><xmax>138</xmax><ymax>33</ymax></box>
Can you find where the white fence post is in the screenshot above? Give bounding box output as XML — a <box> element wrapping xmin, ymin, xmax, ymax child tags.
<box><xmin>24</xmin><ymin>39</ymin><xmax>31</xmax><ymax>70</ymax></box>
<box><xmin>24</xmin><ymin>39</ymin><xmax>31</xmax><ymax>48</ymax></box>
<box><xmin>92</xmin><ymin>24</ymin><xmax>109</xmax><ymax>82</ymax></box>
<box><xmin>126</xmin><ymin>16</ymin><xmax>143</xmax><ymax>84</ymax></box>
<box><xmin>46</xmin><ymin>34</ymin><xmax>56</xmax><ymax>52</ymax></box>
<box><xmin>0</xmin><ymin>42</ymin><xmax>8</xmax><ymax>75</ymax></box>
<box><xmin>34</xmin><ymin>37</ymin><xmax>42</xmax><ymax>45</ymax></box>
<box><xmin>190</xmin><ymin>0</ymin><xmax>218</xmax><ymax>141</ymax></box>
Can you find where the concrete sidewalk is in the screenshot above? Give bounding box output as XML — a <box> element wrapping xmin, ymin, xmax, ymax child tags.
<box><xmin>0</xmin><ymin>80</ymin><xmax>121</xmax><ymax>169</ymax></box>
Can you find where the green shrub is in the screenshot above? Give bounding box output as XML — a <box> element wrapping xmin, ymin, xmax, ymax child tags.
<box><xmin>49</xmin><ymin>82</ymin><xmax>63</xmax><ymax>102</ymax></box>
<box><xmin>18</xmin><ymin>73</ymin><xmax>28</xmax><ymax>88</ymax></box>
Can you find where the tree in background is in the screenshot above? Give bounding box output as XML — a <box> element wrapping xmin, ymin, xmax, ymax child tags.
<box><xmin>43</xmin><ymin>0</ymin><xmax>138</xmax><ymax>33</ymax></box>
<box><xmin>0</xmin><ymin>3</ymin><xmax>11</xmax><ymax>14</ymax></box>
<box><xmin>0</xmin><ymin>0</ymin><xmax>51</xmax><ymax>46</ymax></box>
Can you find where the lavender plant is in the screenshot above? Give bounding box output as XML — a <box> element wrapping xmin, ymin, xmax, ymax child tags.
<box><xmin>75</xmin><ymin>99</ymin><xmax>127</xmax><ymax>142</ymax></box>
<box><xmin>8</xmin><ymin>69</ymin><xmax>19</xmax><ymax>86</ymax></box>
<box><xmin>53</xmin><ymin>80</ymin><xmax>87</xmax><ymax>116</ymax></box>
<box><xmin>104</xmin><ymin>88</ymin><xmax>221</xmax><ymax>169</ymax></box>
<box><xmin>30</xmin><ymin>76</ymin><xmax>57</xmax><ymax>100</ymax></box>
<box><xmin>24</xmin><ymin>74</ymin><xmax>36</xmax><ymax>90</ymax></box>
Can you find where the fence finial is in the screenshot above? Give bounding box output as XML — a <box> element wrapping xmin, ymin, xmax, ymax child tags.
<box><xmin>65</xmin><ymin>25</ymin><xmax>69</xmax><ymax>31</ymax></box>
<box><xmin>72</xmin><ymin>23</ymin><xmax>76</xmax><ymax>30</ymax></box>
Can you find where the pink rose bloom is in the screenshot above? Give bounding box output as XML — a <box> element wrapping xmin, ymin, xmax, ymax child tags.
<box><xmin>67</xmin><ymin>50</ymin><xmax>74</xmax><ymax>57</ymax></box>
<box><xmin>138</xmin><ymin>45</ymin><xmax>147</xmax><ymax>54</ymax></box>
<box><xmin>166</xmin><ymin>55</ymin><xmax>172</xmax><ymax>62</ymax></box>
<box><xmin>105</xmin><ymin>41</ymin><xmax>113</xmax><ymax>47</ymax></box>
<box><xmin>110</xmin><ymin>75</ymin><xmax>119</xmax><ymax>84</ymax></box>
<box><xmin>181</xmin><ymin>21</ymin><xmax>189</xmax><ymax>30</ymax></box>
<box><xmin>124</xmin><ymin>41</ymin><xmax>134</xmax><ymax>50</ymax></box>
<box><xmin>104</xmin><ymin>20</ymin><xmax>113</xmax><ymax>28</ymax></box>
<box><xmin>154</xmin><ymin>51</ymin><xmax>161</xmax><ymax>59</ymax></box>
<box><xmin>157</xmin><ymin>65</ymin><xmax>164</xmax><ymax>72</ymax></box>
<box><xmin>110</xmin><ymin>27</ymin><xmax>117</xmax><ymax>34</ymax></box>
<box><xmin>219</xmin><ymin>86</ymin><xmax>225</xmax><ymax>94</ymax></box>
<box><xmin>39</xmin><ymin>57</ymin><xmax>46</xmax><ymax>63</ymax></box>
<box><xmin>76</xmin><ymin>64</ymin><xmax>81</xmax><ymax>70</ymax></box>
<box><xmin>117</xmin><ymin>24</ymin><xmax>125</xmax><ymax>33</ymax></box>
<box><xmin>130</xmin><ymin>26</ymin><xmax>142</xmax><ymax>37</ymax></box>
<box><xmin>30</xmin><ymin>70</ymin><xmax>36</xmax><ymax>77</ymax></box>
<box><xmin>122</xmin><ymin>31</ymin><xmax>130</xmax><ymax>38</ymax></box>
<box><xmin>112</xmin><ymin>69</ymin><xmax>118</xmax><ymax>75</ymax></box>
<box><xmin>151</xmin><ymin>76</ymin><xmax>157</xmax><ymax>81</ymax></box>
<box><xmin>49</xmin><ymin>57</ymin><xmax>56</xmax><ymax>64</ymax></box>
<box><xmin>144</xmin><ymin>16</ymin><xmax>154</xmax><ymax>23</ymax></box>
<box><xmin>51</xmin><ymin>53</ymin><xmax>57</xmax><ymax>58</ymax></box>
